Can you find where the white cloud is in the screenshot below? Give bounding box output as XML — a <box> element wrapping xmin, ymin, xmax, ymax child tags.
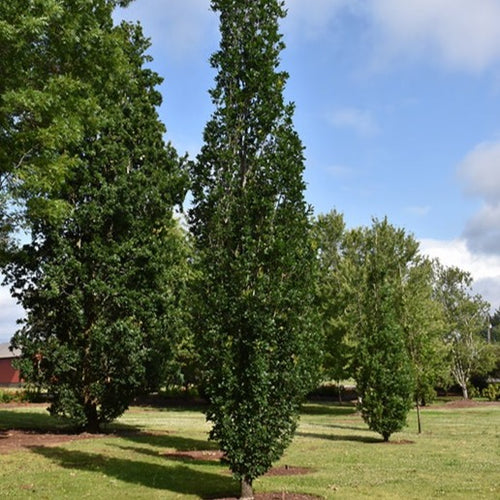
<box><xmin>458</xmin><ymin>140</ymin><xmax>500</xmax><ymax>202</ymax></box>
<box><xmin>328</xmin><ymin>107</ymin><xmax>379</xmax><ymax>136</ymax></box>
<box><xmin>458</xmin><ymin>140</ymin><xmax>500</xmax><ymax>255</ymax></box>
<box><xmin>368</xmin><ymin>0</ymin><xmax>500</xmax><ymax>72</ymax></box>
<box><xmin>116</xmin><ymin>0</ymin><xmax>217</xmax><ymax>60</ymax></box>
<box><xmin>419</xmin><ymin>238</ymin><xmax>500</xmax><ymax>307</ymax></box>
<box><xmin>115</xmin><ymin>0</ymin><xmax>500</xmax><ymax>74</ymax></box>
<box><xmin>283</xmin><ymin>0</ymin><xmax>356</xmax><ymax>39</ymax></box>
<box><xmin>463</xmin><ymin>204</ymin><xmax>500</xmax><ymax>255</ymax></box>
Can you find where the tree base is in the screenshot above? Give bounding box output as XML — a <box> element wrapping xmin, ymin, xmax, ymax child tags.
<box><xmin>240</xmin><ymin>478</ymin><xmax>254</xmax><ymax>499</ymax></box>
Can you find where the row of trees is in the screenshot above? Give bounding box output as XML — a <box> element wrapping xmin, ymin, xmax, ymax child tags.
<box><xmin>1</xmin><ymin>1</ymin><xmax>497</xmax><ymax>498</ymax></box>
<box><xmin>1</xmin><ymin>1</ymin><xmax>317</xmax><ymax>497</ymax></box>
<box><xmin>313</xmin><ymin>212</ymin><xmax>497</xmax><ymax>439</ymax></box>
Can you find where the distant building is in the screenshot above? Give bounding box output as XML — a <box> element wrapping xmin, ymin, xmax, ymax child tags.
<box><xmin>0</xmin><ymin>343</ymin><xmax>21</xmax><ymax>386</ymax></box>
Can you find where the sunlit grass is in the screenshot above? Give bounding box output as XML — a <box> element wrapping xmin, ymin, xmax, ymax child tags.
<box><xmin>0</xmin><ymin>400</ymin><xmax>498</xmax><ymax>498</ymax></box>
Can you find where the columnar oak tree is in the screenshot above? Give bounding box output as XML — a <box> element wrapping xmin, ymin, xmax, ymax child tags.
<box><xmin>189</xmin><ymin>0</ymin><xmax>320</xmax><ymax>497</ymax></box>
<box><xmin>346</xmin><ymin>219</ymin><xmax>414</xmax><ymax>441</ymax></box>
<box><xmin>4</xmin><ymin>1</ymin><xmax>187</xmax><ymax>431</ymax></box>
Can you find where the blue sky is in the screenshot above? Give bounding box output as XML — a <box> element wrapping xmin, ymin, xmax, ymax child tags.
<box><xmin>1</xmin><ymin>0</ymin><xmax>500</xmax><ymax>342</ymax></box>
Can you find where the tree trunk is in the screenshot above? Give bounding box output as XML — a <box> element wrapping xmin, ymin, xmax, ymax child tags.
<box><xmin>416</xmin><ymin>397</ymin><xmax>422</xmax><ymax>434</ymax></box>
<box><xmin>240</xmin><ymin>478</ymin><xmax>254</xmax><ymax>500</ymax></box>
<box><xmin>461</xmin><ymin>383</ymin><xmax>469</xmax><ymax>400</ymax></box>
<box><xmin>84</xmin><ymin>403</ymin><xmax>100</xmax><ymax>433</ymax></box>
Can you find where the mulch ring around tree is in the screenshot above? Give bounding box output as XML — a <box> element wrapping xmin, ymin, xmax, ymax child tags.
<box><xmin>162</xmin><ymin>451</ymin><xmax>318</xmax><ymax>499</ymax></box>
<box><xmin>0</xmin><ymin>429</ymin><xmax>105</xmax><ymax>454</ymax></box>
<box><xmin>163</xmin><ymin>450</ymin><xmax>314</xmax><ymax>475</ymax></box>
<box><xmin>214</xmin><ymin>494</ymin><xmax>320</xmax><ymax>500</ymax></box>
<box><xmin>161</xmin><ymin>449</ymin><xmax>226</xmax><ymax>461</ymax></box>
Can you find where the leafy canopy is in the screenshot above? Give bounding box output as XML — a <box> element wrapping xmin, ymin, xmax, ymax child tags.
<box><xmin>190</xmin><ymin>0</ymin><xmax>320</xmax><ymax>493</ymax></box>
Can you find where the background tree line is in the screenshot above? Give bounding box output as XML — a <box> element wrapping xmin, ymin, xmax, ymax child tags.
<box><xmin>312</xmin><ymin>211</ymin><xmax>498</xmax><ymax>437</ymax></box>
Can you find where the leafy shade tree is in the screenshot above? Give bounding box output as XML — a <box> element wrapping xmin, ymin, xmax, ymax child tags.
<box><xmin>0</xmin><ymin>0</ymin><xmax>133</xmax><ymax>251</ymax></box>
<box><xmin>5</xmin><ymin>2</ymin><xmax>187</xmax><ymax>432</ymax></box>
<box><xmin>433</xmin><ymin>265</ymin><xmax>494</xmax><ymax>399</ymax></box>
<box><xmin>346</xmin><ymin>219</ymin><xmax>414</xmax><ymax>441</ymax></box>
<box><xmin>189</xmin><ymin>0</ymin><xmax>320</xmax><ymax>497</ymax></box>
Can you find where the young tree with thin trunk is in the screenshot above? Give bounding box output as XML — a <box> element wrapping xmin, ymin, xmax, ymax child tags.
<box><xmin>401</xmin><ymin>258</ymin><xmax>447</xmax><ymax>433</ymax></box>
<box><xmin>189</xmin><ymin>1</ymin><xmax>320</xmax><ymax>497</ymax></box>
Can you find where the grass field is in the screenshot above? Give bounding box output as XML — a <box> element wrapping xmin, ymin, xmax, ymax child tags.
<box><xmin>0</xmin><ymin>400</ymin><xmax>498</xmax><ymax>499</ymax></box>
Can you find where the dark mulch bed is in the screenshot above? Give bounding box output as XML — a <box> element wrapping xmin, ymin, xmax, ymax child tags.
<box><xmin>0</xmin><ymin>429</ymin><xmax>105</xmax><ymax>453</ymax></box>
<box><xmin>161</xmin><ymin>449</ymin><xmax>225</xmax><ymax>461</ymax></box>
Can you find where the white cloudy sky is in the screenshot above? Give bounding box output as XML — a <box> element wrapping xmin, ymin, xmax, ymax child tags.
<box><xmin>1</xmin><ymin>0</ymin><xmax>500</xmax><ymax>342</ymax></box>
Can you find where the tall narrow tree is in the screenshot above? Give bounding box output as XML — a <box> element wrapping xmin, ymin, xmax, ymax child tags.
<box><xmin>189</xmin><ymin>1</ymin><xmax>320</xmax><ymax>497</ymax></box>
<box><xmin>346</xmin><ymin>219</ymin><xmax>415</xmax><ymax>441</ymax></box>
<box><xmin>4</xmin><ymin>1</ymin><xmax>187</xmax><ymax>431</ymax></box>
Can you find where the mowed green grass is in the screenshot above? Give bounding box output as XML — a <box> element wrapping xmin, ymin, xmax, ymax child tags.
<box><xmin>0</xmin><ymin>401</ymin><xmax>498</xmax><ymax>499</ymax></box>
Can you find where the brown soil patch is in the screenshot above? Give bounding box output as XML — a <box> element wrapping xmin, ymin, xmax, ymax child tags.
<box><xmin>265</xmin><ymin>466</ymin><xmax>314</xmax><ymax>476</ymax></box>
<box><xmin>431</xmin><ymin>400</ymin><xmax>500</xmax><ymax>409</ymax></box>
<box><xmin>215</xmin><ymin>495</ymin><xmax>319</xmax><ymax>500</ymax></box>
<box><xmin>162</xmin><ymin>451</ymin><xmax>314</xmax><ymax>477</ymax></box>
<box><xmin>383</xmin><ymin>439</ymin><xmax>415</xmax><ymax>445</ymax></box>
<box><xmin>0</xmin><ymin>429</ymin><xmax>105</xmax><ymax>453</ymax></box>
<box><xmin>161</xmin><ymin>449</ymin><xmax>225</xmax><ymax>461</ymax></box>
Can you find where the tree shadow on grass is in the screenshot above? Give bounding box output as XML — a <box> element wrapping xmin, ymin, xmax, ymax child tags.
<box><xmin>116</xmin><ymin>431</ymin><xmax>219</xmax><ymax>452</ymax></box>
<box><xmin>296</xmin><ymin>431</ymin><xmax>381</xmax><ymax>444</ymax></box>
<box><xmin>301</xmin><ymin>403</ymin><xmax>357</xmax><ymax>417</ymax></box>
<box><xmin>109</xmin><ymin>442</ymin><xmax>226</xmax><ymax>468</ymax></box>
<box><xmin>325</xmin><ymin>423</ymin><xmax>369</xmax><ymax>432</ymax></box>
<box><xmin>31</xmin><ymin>446</ymin><xmax>238</xmax><ymax>498</ymax></box>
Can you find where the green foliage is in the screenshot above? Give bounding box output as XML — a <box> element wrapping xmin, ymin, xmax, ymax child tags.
<box><xmin>312</xmin><ymin>210</ymin><xmax>354</xmax><ymax>383</ymax></box>
<box><xmin>345</xmin><ymin>219</ymin><xmax>415</xmax><ymax>441</ymax></box>
<box><xmin>0</xmin><ymin>389</ymin><xmax>28</xmax><ymax>403</ymax></box>
<box><xmin>4</xmin><ymin>1</ymin><xmax>187</xmax><ymax>432</ymax></box>
<box><xmin>433</xmin><ymin>264</ymin><xmax>494</xmax><ymax>399</ymax></box>
<box><xmin>402</xmin><ymin>258</ymin><xmax>449</xmax><ymax>408</ymax></box>
<box><xmin>189</xmin><ymin>0</ymin><xmax>320</xmax><ymax>491</ymax></box>
<box><xmin>481</xmin><ymin>383</ymin><xmax>500</xmax><ymax>401</ymax></box>
<box><xmin>489</xmin><ymin>307</ymin><xmax>500</xmax><ymax>343</ymax></box>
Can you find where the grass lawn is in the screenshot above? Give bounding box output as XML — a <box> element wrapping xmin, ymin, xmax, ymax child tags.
<box><xmin>0</xmin><ymin>400</ymin><xmax>498</xmax><ymax>499</ymax></box>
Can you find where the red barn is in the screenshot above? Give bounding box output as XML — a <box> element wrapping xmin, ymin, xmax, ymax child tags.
<box><xmin>0</xmin><ymin>343</ymin><xmax>21</xmax><ymax>386</ymax></box>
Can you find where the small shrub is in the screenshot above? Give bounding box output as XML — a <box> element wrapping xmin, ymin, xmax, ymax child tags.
<box><xmin>481</xmin><ymin>384</ymin><xmax>500</xmax><ymax>402</ymax></box>
<box><xmin>467</xmin><ymin>384</ymin><xmax>480</xmax><ymax>399</ymax></box>
<box><xmin>0</xmin><ymin>389</ymin><xmax>28</xmax><ymax>403</ymax></box>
